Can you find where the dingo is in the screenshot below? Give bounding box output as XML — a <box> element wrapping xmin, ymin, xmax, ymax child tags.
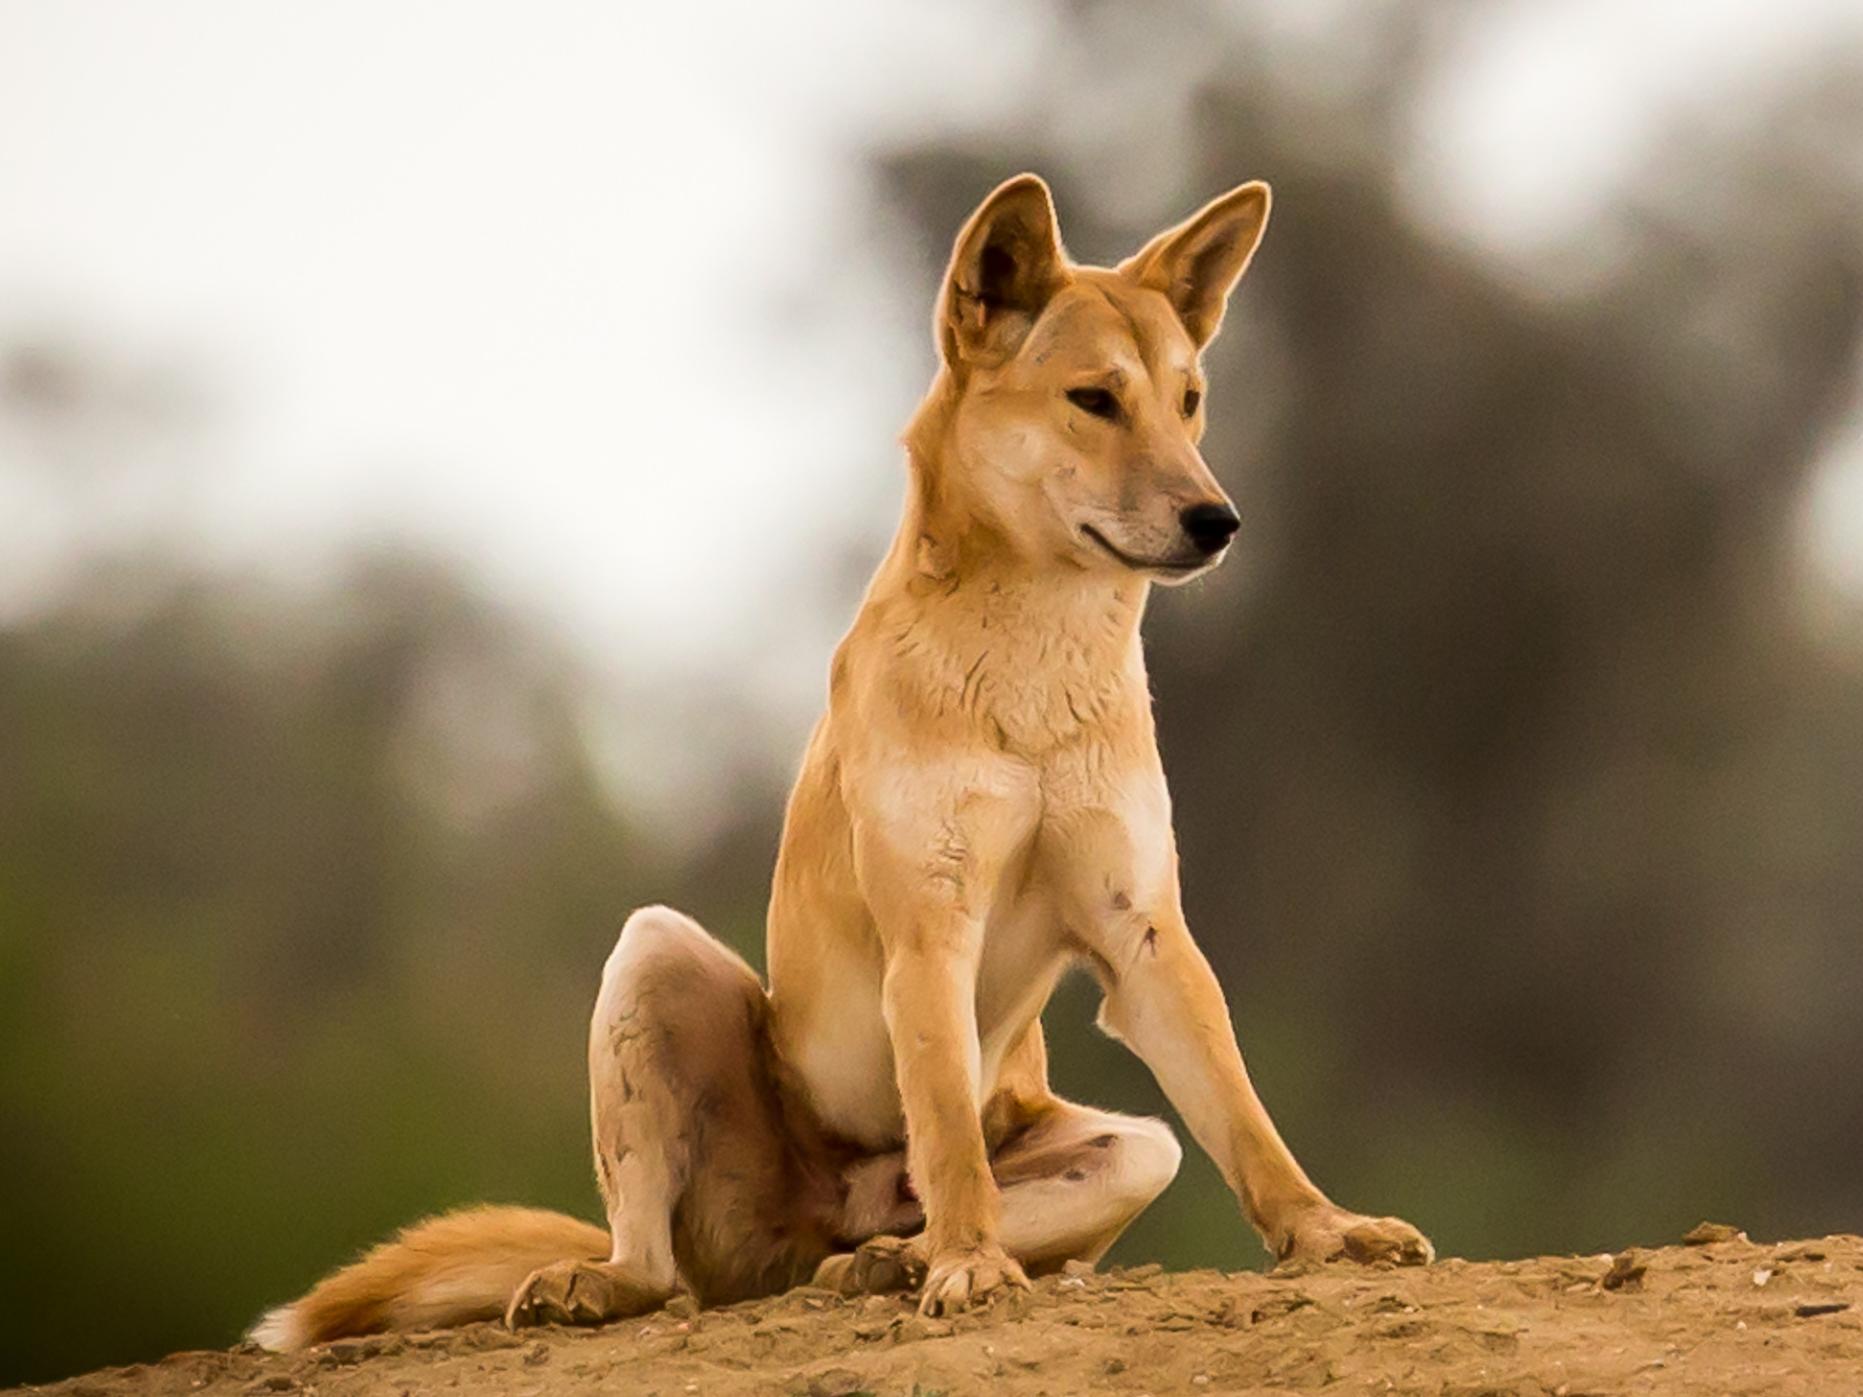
<box><xmin>254</xmin><ymin>174</ymin><xmax>1431</xmax><ymax>1349</ymax></box>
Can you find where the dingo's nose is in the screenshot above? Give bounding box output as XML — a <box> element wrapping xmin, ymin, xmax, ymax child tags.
<box><xmin>1180</xmin><ymin>502</ymin><xmax>1240</xmax><ymax>556</ymax></box>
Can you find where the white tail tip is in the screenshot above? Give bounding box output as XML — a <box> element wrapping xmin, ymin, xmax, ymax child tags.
<box><xmin>248</xmin><ymin>1304</ymin><xmax>305</xmax><ymax>1352</ymax></box>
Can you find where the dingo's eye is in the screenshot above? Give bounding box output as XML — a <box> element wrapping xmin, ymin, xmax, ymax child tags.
<box><xmin>1067</xmin><ymin>387</ymin><xmax>1119</xmax><ymax>420</ymax></box>
<box><xmin>1182</xmin><ymin>387</ymin><xmax>1202</xmax><ymax>417</ymax></box>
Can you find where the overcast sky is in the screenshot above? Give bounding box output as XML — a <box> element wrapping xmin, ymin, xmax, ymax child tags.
<box><xmin>3</xmin><ymin>0</ymin><xmax>1860</xmax><ymax>714</ymax></box>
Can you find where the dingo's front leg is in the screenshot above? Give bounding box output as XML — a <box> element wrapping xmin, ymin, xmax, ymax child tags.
<box><xmin>852</xmin><ymin>762</ymin><xmax>1039</xmax><ymax>1315</ymax></box>
<box><xmin>1096</xmin><ymin>914</ymin><xmax>1433</xmax><ymax>1268</ymax></box>
<box><xmin>882</xmin><ymin>931</ymin><xmax>1030</xmax><ymax>1313</ymax></box>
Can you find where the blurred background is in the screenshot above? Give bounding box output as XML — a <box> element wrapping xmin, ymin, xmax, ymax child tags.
<box><xmin>4</xmin><ymin>0</ymin><xmax>1863</xmax><ymax>1384</ymax></box>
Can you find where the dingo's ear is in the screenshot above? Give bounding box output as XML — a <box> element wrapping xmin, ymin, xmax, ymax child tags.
<box><xmin>1122</xmin><ymin>182</ymin><xmax>1271</xmax><ymax>347</ymax></box>
<box><xmin>938</xmin><ymin>173</ymin><xmax>1068</xmax><ymax>367</ymax></box>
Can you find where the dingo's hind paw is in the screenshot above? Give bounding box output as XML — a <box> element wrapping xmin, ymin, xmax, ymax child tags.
<box><xmin>813</xmin><ymin>1234</ymin><xmax>927</xmax><ymax>1297</ymax></box>
<box><xmin>505</xmin><ymin>1260</ymin><xmax>669</xmax><ymax>1330</ymax></box>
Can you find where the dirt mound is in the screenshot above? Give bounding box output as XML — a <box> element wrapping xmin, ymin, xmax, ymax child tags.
<box><xmin>19</xmin><ymin>1233</ymin><xmax>1861</xmax><ymax>1396</ymax></box>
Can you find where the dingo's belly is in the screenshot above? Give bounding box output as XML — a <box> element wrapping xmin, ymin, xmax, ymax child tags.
<box><xmin>771</xmin><ymin>885</ymin><xmax>1070</xmax><ymax>1151</ymax></box>
<box><xmin>774</xmin><ymin>928</ymin><xmax>901</xmax><ymax>1149</ymax></box>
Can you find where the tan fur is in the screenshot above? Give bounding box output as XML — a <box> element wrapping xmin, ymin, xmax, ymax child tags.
<box><xmin>254</xmin><ymin>174</ymin><xmax>1431</xmax><ymax>1350</ymax></box>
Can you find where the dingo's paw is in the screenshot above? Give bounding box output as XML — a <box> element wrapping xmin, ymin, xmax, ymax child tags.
<box><xmin>504</xmin><ymin>1260</ymin><xmax>668</xmax><ymax>1330</ymax></box>
<box><xmin>918</xmin><ymin>1244</ymin><xmax>1030</xmax><ymax>1316</ymax></box>
<box><xmin>813</xmin><ymin>1234</ymin><xmax>928</xmax><ymax>1297</ymax></box>
<box><xmin>1275</xmin><ymin>1205</ymin><xmax>1434</xmax><ymax>1269</ymax></box>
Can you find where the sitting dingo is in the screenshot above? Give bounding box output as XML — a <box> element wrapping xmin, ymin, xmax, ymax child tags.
<box><xmin>253</xmin><ymin>173</ymin><xmax>1431</xmax><ymax>1349</ymax></box>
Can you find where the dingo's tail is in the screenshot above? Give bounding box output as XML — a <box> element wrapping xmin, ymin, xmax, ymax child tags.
<box><xmin>250</xmin><ymin>1205</ymin><xmax>610</xmax><ymax>1351</ymax></box>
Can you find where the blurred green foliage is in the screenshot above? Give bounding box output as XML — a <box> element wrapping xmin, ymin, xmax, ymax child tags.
<box><xmin>0</xmin><ymin>557</ymin><xmax>735</xmax><ymax>1381</ymax></box>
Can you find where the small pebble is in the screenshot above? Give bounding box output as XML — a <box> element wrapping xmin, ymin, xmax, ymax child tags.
<box><xmin>1682</xmin><ymin>1221</ymin><xmax>1748</xmax><ymax>1246</ymax></box>
<box><xmin>1796</xmin><ymin>1301</ymin><xmax>1850</xmax><ymax>1318</ymax></box>
<box><xmin>1601</xmin><ymin>1251</ymin><xmax>1647</xmax><ymax>1291</ymax></box>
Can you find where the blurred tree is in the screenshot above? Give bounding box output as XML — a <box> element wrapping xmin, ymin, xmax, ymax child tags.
<box><xmin>0</xmin><ymin>547</ymin><xmax>774</xmax><ymax>1383</ymax></box>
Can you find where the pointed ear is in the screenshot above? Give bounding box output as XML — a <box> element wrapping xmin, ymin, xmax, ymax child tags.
<box><xmin>937</xmin><ymin>173</ymin><xmax>1069</xmax><ymax>367</ymax></box>
<box><xmin>1121</xmin><ymin>181</ymin><xmax>1271</xmax><ymax>347</ymax></box>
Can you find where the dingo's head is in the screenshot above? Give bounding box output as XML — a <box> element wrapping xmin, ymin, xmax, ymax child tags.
<box><xmin>913</xmin><ymin>174</ymin><xmax>1269</xmax><ymax>586</ymax></box>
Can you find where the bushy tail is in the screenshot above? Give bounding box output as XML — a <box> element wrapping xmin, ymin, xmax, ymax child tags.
<box><xmin>250</xmin><ymin>1205</ymin><xmax>610</xmax><ymax>1351</ymax></box>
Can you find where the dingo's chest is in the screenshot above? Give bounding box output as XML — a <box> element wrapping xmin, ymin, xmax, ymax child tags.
<box><xmin>773</xmin><ymin>736</ymin><xmax>1178</xmax><ymax>1150</ymax></box>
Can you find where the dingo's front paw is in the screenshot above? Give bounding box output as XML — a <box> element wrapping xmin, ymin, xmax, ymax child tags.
<box><xmin>918</xmin><ymin>1244</ymin><xmax>1030</xmax><ymax>1316</ymax></box>
<box><xmin>505</xmin><ymin>1259</ymin><xmax>668</xmax><ymax>1329</ymax></box>
<box><xmin>1274</xmin><ymin>1205</ymin><xmax>1434</xmax><ymax>1269</ymax></box>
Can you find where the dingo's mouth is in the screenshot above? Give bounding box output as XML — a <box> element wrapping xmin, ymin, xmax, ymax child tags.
<box><xmin>1081</xmin><ymin>524</ymin><xmax>1207</xmax><ymax>575</ymax></box>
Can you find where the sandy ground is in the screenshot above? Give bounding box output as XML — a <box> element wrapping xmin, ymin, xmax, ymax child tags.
<box><xmin>17</xmin><ymin>1231</ymin><xmax>1861</xmax><ymax>1396</ymax></box>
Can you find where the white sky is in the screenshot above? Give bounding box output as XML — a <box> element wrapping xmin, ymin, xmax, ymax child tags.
<box><xmin>2</xmin><ymin>0</ymin><xmax>1860</xmax><ymax>727</ymax></box>
<box><xmin>1410</xmin><ymin>0</ymin><xmax>1862</xmax><ymax>250</ymax></box>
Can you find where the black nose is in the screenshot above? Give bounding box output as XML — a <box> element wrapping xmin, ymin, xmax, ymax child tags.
<box><xmin>1180</xmin><ymin>502</ymin><xmax>1240</xmax><ymax>556</ymax></box>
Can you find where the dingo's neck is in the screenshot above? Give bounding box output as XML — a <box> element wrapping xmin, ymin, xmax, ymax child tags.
<box><xmin>833</xmin><ymin>456</ymin><xmax>1149</xmax><ymax>762</ymax></box>
<box><xmin>885</xmin><ymin>447</ymin><xmax>1146</xmax><ymax>636</ymax></box>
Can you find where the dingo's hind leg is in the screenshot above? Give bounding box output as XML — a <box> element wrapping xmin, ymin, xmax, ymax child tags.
<box><xmin>991</xmin><ymin>1102</ymin><xmax>1182</xmax><ymax>1273</ymax></box>
<box><xmin>511</xmin><ymin>905</ymin><xmax>833</xmax><ymax>1328</ymax></box>
<box><xmin>815</xmin><ymin>1101</ymin><xmax>1180</xmax><ymax>1301</ymax></box>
